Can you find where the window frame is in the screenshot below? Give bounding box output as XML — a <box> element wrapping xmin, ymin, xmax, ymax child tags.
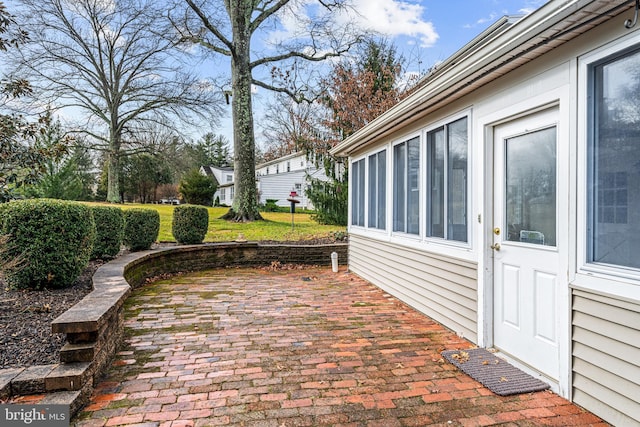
<box><xmin>577</xmin><ymin>32</ymin><xmax>640</xmax><ymax>289</ymax></box>
<box><xmin>423</xmin><ymin>112</ymin><xmax>471</xmax><ymax>246</ymax></box>
<box><xmin>367</xmin><ymin>149</ymin><xmax>387</xmax><ymax>231</ymax></box>
<box><xmin>392</xmin><ymin>135</ymin><xmax>421</xmax><ymax>236</ymax></box>
<box><xmin>350</xmin><ymin>157</ymin><xmax>366</xmax><ymax>227</ymax></box>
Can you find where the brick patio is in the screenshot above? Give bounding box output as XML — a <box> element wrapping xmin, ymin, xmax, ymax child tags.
<box><xmin>70</xmin><ymin>266</ymin><xmax>606</xmax><ymax>426</ymax></box>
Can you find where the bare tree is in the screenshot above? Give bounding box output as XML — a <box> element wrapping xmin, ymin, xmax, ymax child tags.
<box><xmin>12</xmin><ymin>0</ymin><xmax>223</xmax><ymax>203</ymax></box>
<box><xmin>260</xmin><ymin>93</ymin><xmax>322</xmax><ymax>162</ymax></box>
<box><xmin>174</xmin><ymin>0</ymin><xmax>365</xmax><ymax>221</ymax></box>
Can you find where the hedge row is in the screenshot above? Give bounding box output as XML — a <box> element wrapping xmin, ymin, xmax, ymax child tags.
<box><xmin>0</xmin><ymin>199</ymin><xmax>96</xmax><ymax>290</ymax></box>
<box><xmin>0</xmin><ymin>201</ymin><xmax>161</xmax><ymax>289</ymax></box>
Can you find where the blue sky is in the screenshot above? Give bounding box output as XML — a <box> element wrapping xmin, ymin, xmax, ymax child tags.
<box><xmin>224</xmin><ymin>0</ymin><xmax>549</xmax><ymax>149</ymax></box>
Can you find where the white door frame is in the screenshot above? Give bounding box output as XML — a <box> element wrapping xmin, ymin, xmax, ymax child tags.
<box><xmin>479</xmin><ymin>95</ymin><xmax>571</xmax><ymax>398</ymax></box>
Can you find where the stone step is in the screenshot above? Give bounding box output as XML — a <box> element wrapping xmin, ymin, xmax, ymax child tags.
<box><xmin>10</xmin><ymin>365</ymin><xmax>57</xmax><ymax>395</ymax></box>
<box><xmin>7</xmin><ymin>387</ymin><xmax>89</xmax><ymax>420</ymax></box>
<box><xmin>0</xmin><ymin>368</ymin><xmax>24</xmax><ymax>399</ymax></box>
<box><xmin>60</xmin><ymin>342</ymin><xmax>96</xmax><ymax>363</ymax></box>
<box><xmin>45</xmin><ymin>362</ymin><xmax>92</xmax><ymax>392</ymax></box>
<box><xmin>1</xmin><ymin>362</ymin><xmax>93</xmax><ymax>398</ymax></box>
<box><xmin>40</xmin><ymin>386</ymin><xmax>91</xmax><ymax>419</ymax></box>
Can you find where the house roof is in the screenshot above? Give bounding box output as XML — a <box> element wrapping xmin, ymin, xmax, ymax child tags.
<box><xmin>331</xmin><ymin>0</ymin><xmax>635</xmax><ymax>157</ymax></box>
<box><xmin>257</xmin><ymin>152</ymin><xmax>304</xmax><ymax>169</ymax></box>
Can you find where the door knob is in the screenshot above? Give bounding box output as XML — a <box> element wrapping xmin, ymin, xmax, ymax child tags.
<box><xmin>493</xmin><ymin>227</ymin><xmax>501</xmax><ymax>235</ymax></box>
<box><xmin>490</xmin><ymin>243</ymin><xmax>501</xmax><ymax>251</ymax></box>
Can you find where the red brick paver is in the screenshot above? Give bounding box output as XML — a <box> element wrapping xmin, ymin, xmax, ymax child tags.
<box><xmin>73</xmin><ymin>267</ymin><xmax>606</xmax><ymax>426</ymax></box>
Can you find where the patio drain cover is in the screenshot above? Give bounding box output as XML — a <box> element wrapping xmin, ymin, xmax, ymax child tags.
<box><xmin>441</xmin><ymin>348</ymin><xmax>550</xmax><ymax>396</ymax></box>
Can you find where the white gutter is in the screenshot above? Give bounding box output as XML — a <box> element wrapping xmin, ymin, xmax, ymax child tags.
<box><xmin>331</xmin><ymin>0</ymin><xmax>626</xmax><ymax>156</ymax></box>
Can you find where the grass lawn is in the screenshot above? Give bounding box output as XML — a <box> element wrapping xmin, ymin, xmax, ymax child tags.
<box><xmin>85</xmin><ymin>202</ymin><xmax>346</xmax><ymax>243</ymax></box>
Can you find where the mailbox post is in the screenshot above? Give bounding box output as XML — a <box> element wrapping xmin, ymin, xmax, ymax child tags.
<box><xmin>287</xmin><ymin>190</ymin><xmax>300</xmax><ymax>231</ymax></box>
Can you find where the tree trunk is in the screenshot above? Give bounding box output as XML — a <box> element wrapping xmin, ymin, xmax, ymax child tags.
<box><xmin>106</xmin><ymin>123</ymin><xmax>121</xmax><ymax>203</ymax></box>
<box><xmin>225</xmin><ymin>1</ymin><xmax>262</xmax><ymax>222</ymax></box>
<box><xmin>106</xmin><ymin>149</ymin><xmax>120</xmax><ymax>203</ymax></box>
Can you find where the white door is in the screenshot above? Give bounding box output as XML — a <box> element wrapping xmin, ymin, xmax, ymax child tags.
<box><xmin>492</xmin><ymin>108</ymin><xmax>560</xmax><ymax>380</ymax></box>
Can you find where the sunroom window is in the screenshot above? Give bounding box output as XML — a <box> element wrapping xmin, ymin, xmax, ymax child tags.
<box><xmin>368</xmin><ymin>150</ymin><xmax>386</xmax><ymax>230</ymax></box>
<box><xmin>351</xmin><ymin>158</ymin><xmax>365</xmax><ymax>227</ymax></box>
<box><xmin>589</xmin><ymin>46</ymin><xmax>640</xmax><ymax>269</ymax></box>
<box><xmin>393</xmin><ymin>137</ymin><xmax>420</xmax><ymax>234</ymax></box>
<box><xmin>426</xmin><ymin>117</ymin><xmax>468</xmax><ymax>242</ymax></box>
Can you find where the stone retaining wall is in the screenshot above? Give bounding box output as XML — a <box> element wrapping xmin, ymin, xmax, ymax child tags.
<box><xmin>0</xmin><ymin>242</ymin><xmax>348</xmax><ymax>415</ymax></box>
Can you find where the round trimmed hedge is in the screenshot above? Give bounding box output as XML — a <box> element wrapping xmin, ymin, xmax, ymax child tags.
<box><xmin>0</xmin><ymin>199</ymin><xmax>95</xmax><ymax>289</ymax></box>
<box><xmin>172</xmin><ymin>205</ymin><xmax>209</xmax><ymax>244</ymax></box>
<box><xmin>123</xmin><ymin>208</ymin><xmax>159</xmax><ymax>251</ymax></box>
<box><xmin>91</xmin><ymin>205</ymin><xmax>124</xmax><ymax>259</ymax></box>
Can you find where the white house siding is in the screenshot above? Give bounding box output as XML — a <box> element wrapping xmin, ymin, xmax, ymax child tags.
<box><xmin>348</xmin><ymin>234</ymin><xmax>478</xmax><ymax>342</ymax></box>
<box><xmin>571</xmin><ymin>288</ymin><xmax>640</xmax><ymax>426</ymax></box>
<box><xmin>258</xmin><ymin>170</ymin><xmax>309</xmax><ymax>208</ymax></box>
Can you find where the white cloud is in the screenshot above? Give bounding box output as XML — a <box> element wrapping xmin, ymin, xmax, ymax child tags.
<box><xmin>349</xmin><ymin>0</ymin><xmax>438</xmax><ymax>48</ymax></box>
<box><xmin>264</xmin><ymin>0</ymin><xmax>438</xmax><ymax>49</ymax></box>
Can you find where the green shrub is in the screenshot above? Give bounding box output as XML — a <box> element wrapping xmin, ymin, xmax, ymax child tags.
<box><xmin>0</xmin><ymin>202</ymin><xmax>9</xmax><ymax>228</ymax></box>
<box><xmin>91</xmin><ymin>205</ymin><xmax>124</xmax><ymax>259</ymax></box>
<box><xmin>263</xmin><ymin>199</ymin><xmax>279</xmax><ymax>212</ymax></box>
<box><xmin>172</xmin><ymin>205</ymin><xmax>209</xmax><ymax>244</ymax></box>
<box><xmin>178</xmin><ymin>168</ymin><xmax>217</xmax><ymax>206</ymax></box>
<box><xmin>123</xmin><ymin>208</ymin><xmax>159</xmax><ymax>251</ymax></box>
<box><xmin>0</xmin><ymin>199</ymin><xmax>95</xmax><ymax>289</ymax></box>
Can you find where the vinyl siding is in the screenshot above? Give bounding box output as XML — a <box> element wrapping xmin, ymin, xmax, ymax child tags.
<box><xmin>348</xmin><ymin>234</ymin><xmax>478</xmax><ymax>342</ymax></box>
<box><xmin>257</xmin><ymin>167</ymin><xmax>327</xmax><ymax>209</ymax></box>
<box><xmin>572</xmin><ymin>288</ymin><xmax>640</xmax><ymax>426</ymax></box>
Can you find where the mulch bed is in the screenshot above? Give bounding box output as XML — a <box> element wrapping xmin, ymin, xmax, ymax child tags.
<box><xmin>0</xmin><ymin>260</ymin><xmax>103</xmax><ymax>369</ymax></box>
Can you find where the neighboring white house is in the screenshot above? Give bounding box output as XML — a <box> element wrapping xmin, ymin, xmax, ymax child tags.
<box><xmin>255</xmin><ymin>152</ymin><xmax>327</xmax><ymax>209</ymax></box>
<box><xmin>331</xmin><ymin>1</ymin><xmax>640</xmax><ymax>425</ymax></box>
<box><xmin>200</xmin><ymin>165</ymin><xmax>234</xmax><ymax>206</ymax></box>
<box><xmin>200</xmin><ymin>153</ymin><xmax>327</xmax><ymax>208</ymax></box>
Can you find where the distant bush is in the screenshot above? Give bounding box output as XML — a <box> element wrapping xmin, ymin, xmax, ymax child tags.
<box><xmin>123</xmin><ymin>208</ymin><xmax>159</xmax><ymax>251</ymax></box>
<box><xmin>172</xmin><ymin>205</ymin><xmax>209</xmax><ymax>244</ymax></box>
<box><xmin>91</xmin><ymin>205</ymin><xmax>124</xmax><ymax>259</ymax></box>
<box><xmin>178</xmin><ymin>169</ymin><xmax>217</xmax><ymax>206</ymax></box>
<box><xmin>0</xmin><ymin>199</ymin><xmax>95</xmax><ymax>289</ymax></box>
<box><xmin>263</xmin><ymin>199</ymin><xmax>279</xmax><ymax>212</ymax></box>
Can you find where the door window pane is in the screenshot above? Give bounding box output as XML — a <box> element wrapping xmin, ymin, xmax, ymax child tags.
<box><xmin>505</xmin><ymin>127</ymin><xmax>557</xmax><ymax>246</ymax></box>
<box><xmin>589</xmin><ymin>47</ymin><xmax>640</xmax><ymax>268</ymax></box>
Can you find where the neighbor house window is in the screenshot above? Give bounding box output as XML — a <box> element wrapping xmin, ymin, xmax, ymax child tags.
<box><xmin>368</xmin><ymin>150</ymin><xmax>386</xmax><ymax>230</ymax></box>
<box><xmin>393</xmin><ymin>137</ymin><xmax>420</xmax><ymax>234</ymax></box>
<box><xmin>220</xmin><ymin>188</ymin><xmax>226</xmax><ymax>201</ymax></box>
<box><xmin>230</xmin><ymin>187</ymin><xmax>234</xmax><ymax>199</ymax></box>
<box><xmin>351</xmin><ymin>158</ymin><xmax>365</xmax><ymax>226</ymax></box>
<box><xmin>588</xmin><ymin>46</ymin><xmax>640</xmax><ymax>269</ymax></box>
<box><xmin>426</xmin><ymin>116</ymin><xmax>468</xmax><ymax>242</ymax></box>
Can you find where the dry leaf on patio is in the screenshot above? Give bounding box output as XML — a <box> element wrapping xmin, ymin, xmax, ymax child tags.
<box><xmin>451</xmin><ymin>350</ymin><xmax>470</xmax><ymax>363</ymax></box>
